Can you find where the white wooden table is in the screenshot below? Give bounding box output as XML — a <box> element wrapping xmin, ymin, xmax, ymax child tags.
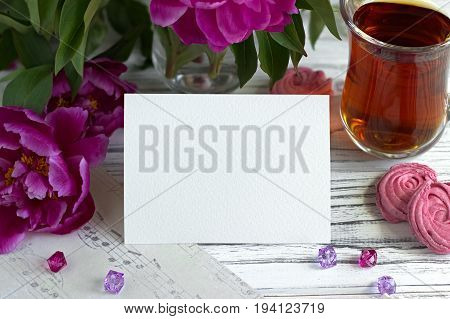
<box><xmin>103</xmin><ymin>13</ymin><xmax>450</xmax><ymax>298</ymax></box>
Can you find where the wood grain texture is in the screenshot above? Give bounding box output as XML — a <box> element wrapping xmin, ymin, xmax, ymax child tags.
<box><xmin>104</xmin><ymin>4</ymin><xmax>450</xmax><ymax>297</ymax></box>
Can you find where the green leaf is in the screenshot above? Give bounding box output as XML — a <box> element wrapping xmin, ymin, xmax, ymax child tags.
<box><xmin>97</xmin><ymin>25</ymin><xmax>144</xmax><ymax>61</ymax></box>
<box><xmin>256</xmin><ymin>31</ymin><xmax>289</xmax><ymax>85</ymax></box>
<box><xmin>26</xmin><ymin>0</ymin><xmax>61</xmax><ymax>38</ymax></box>
<box><xmin>304</xmin><ymin>0</ymin><xmax>341</xmax><ymax>40</ymax></box>
<box><xmin>231</xmin><ymin>34</ymin><xmax>258</xmax><ymax>88</ymax></box>
<box><xmin>38</xmin><ymin>0</ymin><xmax>59</xmax><ymax>36</ymax></box>
<box><xmin>54</xmin><ymin>0</ymin><xmax>90</xmax><ymax>74</ymax></box>
<box><xmin>309</xmin><ymin>10</ymin><xmax>325</xmax><ymax>49</ymax></box>
<box><xmin>24</xmin><ymin>0</ymin><xmax>40</xmax><ymax>33</ymax></box>
<box><xmin>86</xmin><ymin>14</ymin><xmax>108</xmax><ymax>55</ymax></box>
<box><xmin>292</xmin><ymin>14</ymin><xmax>306</xmax><ymax>46</ymax></box>
<box><xmin>296</xmin><ymin>0</ymin><xmax>313</xmax><ymax>10</ymax></box>
<box><xmin>64</xmin><ymin>62</ymin><xmax>83</xmax><ymax>98</ymax></box>
<box><xmin>12</xmin><ymin>29</ymin><xmax>53</xmax><ymax>68</ymax></box>
<box><xmin>106</xmin><ymin>0</ymin><xmax>148</xmax><ymax>34</ymax></box>
<box><xmin>0</xmin><ymin>0</ymin><xmax>29</xmax><ymax>21</ymax></box>
<box><xmin>270</xmin><ymin>23</ymin><xmax>307</xmax><ymax>56</ymax></box>
<box><xmin>290</xmin><ymin>14</ymin><xmax>306</xmax><ymax>68</ymax></box>
<box><xmin>0</xmin><ymin>12</ymin><xmax>30</xmax><ymax>33</ymax></box>
<box><xmin>71</xmin><ymin>0</ymin><xmax>103</xmax><ymax>75</ymax></box>
<box><xmin>3</xmin><ymin>64</ymin><xmax>53</xmax><ymax>113</ymax></box>
<box><xmin>0</xmin><ymin>30</ymin><xmax>17</xmax><ymax>70</ymax></box>
<box><xmin>140</xmin><ymin>25</ymin><xmax>153</xmax><ymax>67</ymax></box>
<box><xmin>106</xmin><ymin>0</ymin><xmax>134</xmax><ymax>34</ymax></box>
<box><xmin>106</xmin><ymin>0</ymin><xmax>153</xmax><ymax>66</ymax></box>
<box><xmin>0</xmin><ymin>68</ymin><xmax>24</xmax><ymax>83</ymax></box>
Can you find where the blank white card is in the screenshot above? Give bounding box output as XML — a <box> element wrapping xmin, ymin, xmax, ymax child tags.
<box><xmin>124</xmin><ymin>94</ymin><xmax>330</xmax><ymax>244</ymax></box>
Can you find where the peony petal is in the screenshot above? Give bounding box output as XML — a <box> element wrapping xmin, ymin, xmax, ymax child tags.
<box><xmin>28</xmin><ymin>205</ymin><xmax>43</xmax><ymax>230</ymax></box>
<box><xmin>52</xmin><ymin>71</ymin><xmax>71</xmax><ymax>97</ymax></box>
<box><xmin>3</xmin><ymin>122</ymin><xmax>59</xmax><ymax>157</ymax></box>
<box><xmin>191</xmin><ymin>0</ymin><xmax>227</xmax><ymax>9</ymax></box>
<box><xmin>49</xmin><ymin>193</ymin><xmax>95</xmax><ymax>235</ymax></box>
<box><xmin>196</xmin><ymin>9</ymin><xmax>229</xmax><ymax>48</ymax></box>
<box><xmin>45</xmin><ymin>107</ymin><xmax>89</xmax><ymax>145</ymax></box>
<box><xmin>266</xmin><ymin>11</ymin><xmax>292</xmax><ymax>32</ymax></box>
<box><xmin>243</xmin><ymin>1</ymin><xmax>271</xmax><ymax>30</ymax></box>
<box><xmin>1</xmin><ymin>183</ymin><xmax>26</xmax><ymax>206</ymax></box>
<box><xmin>150</xmin><ymin>0</ymin><xmax>188</xmax><ymax>27</ymax></box>
<box><xmin>216</xmin><ymin>2</ymin><xmax>250</xmax><ymax>43</ymax></box>
<box><xmin>81</xmin><ymin>61</ymin><xmax>135</xmax><ymax>99</ymax></box>
<box><xmin>48</xmin><ymin>154</ymin><xmax>76</xmax><ymax>197</ymax></box>
<box><xmin>91</xmin><ymin>107</ymin><xmax>124</xmax><ymax>137</ymax></box>
<box><xmin>0</xmin><ymin>205</ymin><xmax>28</xmax><ymax>254</ymax></box>
<box><xmin>1</xmin><ymin>106</ymin><xmax>47</xmax><ymax>126</ymax></box>
<box><xmin>43</xmin><ymin>199</ymin><xmax>68</xmax><ymax>227</ymax></box>
<box><xmin>24</xmin><ymin>171</ymin><xmax>49</xmax><ymax>200</ymax></box>
<box><xmin>278</xmin><ymin>0</ymin><xmax>298</xmax><ymax>14</ymax></box>
<box><xmin>67</xmin><ymin>156</ymin><xmax>90</xmax><ymax>213</ymax></box>
<box><xmin>65</xmin><ymin>135</ymin><xmax>109</xmax><ymax>167</ymax></box>
<box><xmin>0</xmin><ymin>132</ymin><xmax>20</xmax><ymax>150</ymax></box>
<box><xmin>0</xmin><ymin>157</ymin><xmax>11</xmax><ymax>171</ymax></box>
<box><xmin>172</xmin><ymin>8</ymin><xmax>208</xmax><ymax>45</ymax></box>
<box><xmin>86</xmin><ymin>58</ymin><xmax>128</xmax><ymax>77</ymax></box>
<box><xmin>12</xmin><ymin>161</ymin><xmax>28</xmax><ymax>178</ymax></box>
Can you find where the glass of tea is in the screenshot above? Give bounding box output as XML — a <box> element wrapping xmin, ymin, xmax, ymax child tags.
<box><xmin>340</xmin><ymin>0</ymin><xmax>450</xmax><ymax>158</ymax></box>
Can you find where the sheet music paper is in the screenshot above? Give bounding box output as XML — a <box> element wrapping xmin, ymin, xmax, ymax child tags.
<box><xmin>0</xmin><ymin>168</ymin><xmax>258</xmax><ymax>299</ymax></box>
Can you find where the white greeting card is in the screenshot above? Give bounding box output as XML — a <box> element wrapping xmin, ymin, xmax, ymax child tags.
<box><xmin>124</xmin><ymin>94</ymin><xmax>330</xmax><ymax>244</ymax></box>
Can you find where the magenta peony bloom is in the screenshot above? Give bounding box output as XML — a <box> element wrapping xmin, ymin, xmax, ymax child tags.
<box><xmin>150</xmin><ymin>0</ymin><xmax>298</xmax><ymax>52</ymax></box>
<box><xmin>0</xmin><ymin>106</ymin><xmax>108</xmax><ymax>254</ymax></box>
<box><xmin>46</xmin><ymin>58</ymin><xmax>136</xmax><ymax>137</ymax></box>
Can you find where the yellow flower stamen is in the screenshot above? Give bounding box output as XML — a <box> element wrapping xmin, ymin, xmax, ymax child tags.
<box><xmin>21</xmin><ymin>153</ymin><xmax>49</xmax><ymax>176</ymax></box>
<box><xmin>89</xmin><ymin>96</ymin><xmax>99</xmax><ymax>110</ymax></box>
<box><xmin>56</xmin><ymin>97</ymin><xmax>69</xmax><ymax>107</ymax></box>
<box><xmin>4</xmin><ymin>167</ymin><xmax>14</xmax><ymax>186</ymax></box>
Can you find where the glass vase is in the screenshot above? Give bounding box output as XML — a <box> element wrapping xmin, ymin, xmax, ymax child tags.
<box><xmin>152</xmin><ymin>28</ymin><xmax>239</xmax><ymax>94</ymax></box>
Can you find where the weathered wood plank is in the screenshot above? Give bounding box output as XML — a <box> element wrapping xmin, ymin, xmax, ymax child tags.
<box><xmin>108</xmin><ymin>2</ymin><xmax>450</xmax><ymax>296</ymax></box>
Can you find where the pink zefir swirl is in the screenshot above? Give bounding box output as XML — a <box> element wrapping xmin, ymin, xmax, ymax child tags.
<box><xmin>376</xmin><ymin>163</ymin><xmax>437</xmax><ymax>223</ymax></box>
<box><xmin>408</xmin><ymin>182</ymin><xmax>450</xmax><ymax>254</ymax></box>
<box><xmin>271</xmin><ymin>68</ymin><xmax>333</xmax><ymax>95</ymax></box>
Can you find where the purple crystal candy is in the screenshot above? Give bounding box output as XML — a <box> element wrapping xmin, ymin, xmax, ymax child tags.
<box><xmin>377</xmin><ymin>276</ymin><xmax>396</xmax><ymax>295</ymax></box>
<box><xmin>359</xmin><ymin>249</ymin><xmax>377</xmax><ymax>268</ymax></box>
<box><xmin>104</xmin><ymin>270</ymin><xmax>125</xmax><ymax>294</ymax></box>
<box><xmin>47</xmin><ymin>251</ymin><xmax>67</xmax><ymax>273</ymax></box>
<box><xmin>317</xmin><ymin>245</ymin><xmax>337</xmax><ymax>269</ymax></box>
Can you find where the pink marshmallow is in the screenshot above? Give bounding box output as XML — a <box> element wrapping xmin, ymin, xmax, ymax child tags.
<box><xmin>408</xmin><ymin>182</ymin><xmax>450</xmax><ymax>254</ymax></box>
<box><xmin>376</xmin><ymin>163</ymin><xmax>437</xmax><ymax>223</ymax></box>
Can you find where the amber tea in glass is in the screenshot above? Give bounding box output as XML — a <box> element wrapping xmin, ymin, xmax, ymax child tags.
<box><xmin>340</xmin><ymin>0</ymin><xmax>450</xmax><ymax>158</ymax></box>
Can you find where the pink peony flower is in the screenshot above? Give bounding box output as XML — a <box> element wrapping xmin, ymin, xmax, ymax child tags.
<box><xmin>0</xmin><ymin>106</ymin><xmax>109</xmax><ymax>254</ymax></box>
<box><xmin>150</xmin><ymin>0</ymin><xmax>298</xmax><ymax>52</ymax></box>
<box><xmin>46</xmin><ymin>58</ymin><xmax>136</xmax><ymax>137</ymax></box>
<box><xmin>271</xmin><ymin>68</ymin><xmax>334</xmax><ymax>95</ymax></box>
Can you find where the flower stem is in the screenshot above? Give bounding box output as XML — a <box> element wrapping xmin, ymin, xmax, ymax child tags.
<box><xmin>207</xmin><ymin>50</ymin><xmax>226</xmax><ymax>80</ymax></box>
<box><xmin>165</xmin><ymin>51</ymin><xmax>178</xmax><ymax>79</ymax></box>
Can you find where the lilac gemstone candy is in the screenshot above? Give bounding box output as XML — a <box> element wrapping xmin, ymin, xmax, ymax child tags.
<box><xmin>47</xmin><ymin>251</ymin><xmax>67</xmax><ymax>273</ymax></box>
<box><xmin>104</xmin><ymin>270</ymin><xmax>125</xmax><ymax>294</ymax></box>
<box><xmin>377</xmin><ymin>276</ymin><xmax>396</xmax><ymax>295</ymax></box>
<box><xmin>317</xmin><ymin>245</ymin><xmax>337</xmax><ymax>269</ymax></box>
